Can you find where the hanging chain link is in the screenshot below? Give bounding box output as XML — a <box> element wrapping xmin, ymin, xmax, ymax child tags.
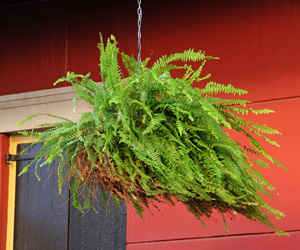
<box><xmin>137</xmin><ymin>0</ymin><xmax>142</xmax><ymax>65</ymax></box>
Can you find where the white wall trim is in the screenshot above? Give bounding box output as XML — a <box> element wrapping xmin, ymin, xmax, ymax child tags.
<box><xmin>0</xmin><ymin>87</ymin><xmax>91</xmax><ymax>133</ymax></box>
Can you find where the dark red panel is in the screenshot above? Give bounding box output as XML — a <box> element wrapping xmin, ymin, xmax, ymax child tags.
<box><xmin>67</xmin><ymin>0</ymin><xmax>300</xmax><ymax>101</ymax></box>
<box><xmin>127</xmin><ymin>231</ymin><xmax>300</xmax><ymax>250</ymax></box>
<box><xmin>1</xmin><ymin>0</ymin><xmax>300</xmax><ymax>101</ymax></box>
<box><xmin>127</xmin><ymin>99</ymin><xmax>300</xmax><ymax>243</ymax></box>
<box><xmin>66</xmin><ymin>0</ymin><xmax>137</xmax><ymax>83</ymax></box>
<box><xmin>0</xmin><ymin>134</ymin><xmax>9</xmax><ymax>250</ymax></box>
<box><xmin>0</xmin><ymin>0</ymin><xmax>67</xmax><ymax>96</ymax></box>
<box><xmin>141</xmin><ymin>0</ymin><xmax>300</xmax><ymax>102</ymax></box>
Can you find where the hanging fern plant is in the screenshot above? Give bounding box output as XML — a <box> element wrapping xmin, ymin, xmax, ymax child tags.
<box><xmin>19</xmin><ymin>35</ymin><xmax>287</xmax><ymax>235</ymax></box>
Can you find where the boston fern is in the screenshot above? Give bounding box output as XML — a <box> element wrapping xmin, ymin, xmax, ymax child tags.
<box><xmin>19</xmin><ymin>35</ymin><xmax>287</xmax><ymax>235</ymax></box>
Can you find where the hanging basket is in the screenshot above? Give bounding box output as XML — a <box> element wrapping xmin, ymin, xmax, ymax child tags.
<box><xmin>19</xmin><ymin>35</ymin><xmax>287</xmax><ymax>235</ymax></box>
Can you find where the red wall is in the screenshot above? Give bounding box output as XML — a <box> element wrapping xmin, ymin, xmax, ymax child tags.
<box><xmin>0</xmin><ymin>134</ymin><xmax>9</xmax><ymax>250</ymax></box>
<box><xmin>1</xmin><ymin>0</ymin><xmax>300</xmax><ymax>249</ymax></box>
<box><xmin>1</xmin><ymin>0</ymin><xmax>299</xmax><ymax>100</ymax></box>
<box><xmin>0</xmin><ymin>0</ymin><xmax>67</xmax><ymax>95</ymax></box>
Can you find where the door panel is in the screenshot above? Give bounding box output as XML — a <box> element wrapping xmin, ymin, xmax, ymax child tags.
<box><xmin>69</xmin><ymin>189</ymin><xmax>127</xmax><ymax>250</ymax></box>
<box><xmin>14</xmin><ymin>143</ymin><xmax>69</xmax><ymax>250</ymax></box>
<box><xmin>14</xmin><ymin>142</ymin><xmax>127</xmax><ymax>250</ymax></box>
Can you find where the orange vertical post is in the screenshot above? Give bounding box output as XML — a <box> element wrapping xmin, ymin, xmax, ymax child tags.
<box><xmin>0</xmin><ymin>134</ymin><xmax>10</xmax><ymax>250</ymax></box>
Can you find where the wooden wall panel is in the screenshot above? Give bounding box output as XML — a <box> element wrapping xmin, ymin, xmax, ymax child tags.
<box><xmin>69</xmin><ymin>190</ymin><xmax>127</xmax><ymax>250</ymax></box>
<box><xmin>0</xmin><ymin>0</ymin><xmax>67</xmax><ymax>96</ymax></box>
<box><xmin>1</xmin><ymin>0</ymin><xmax>299</xmax><ymax>100</ymax></box>
<box><xmin>14</xmin><ymin>143</ymin><xmax>69</xmax><ymax>250</ymax></box>
<box><xmin>12</xmin><ymin>142</ymin><xmax>127</xmax><ymax>249</ymax></box>
<box><xmin>126</xmin><ymin>99</ymin><xmax>300</xmax><ymax>243</ymax></box>
<box><xmin>67</xmin><ymin>0</ymin><xmax>300</xmax><ymax>101</ymax></box>
<box><xmin>127</xmin><ymin>231</ymin><xmax>300</xmax><ymax>250</ymax></box>
<box><xmin>140</xmin><ymin>0</ymin><xmax>300</xmax><ymax>102</ymax></box>
<box><xmin>123</xmin><ymin>0</ymin><xmax>300</xmax><ymax>246</ymax></box>
<box><xmin>66</xmin><ymin>0</ymin><xmax>136</xmax><ymax>82</ymax></box>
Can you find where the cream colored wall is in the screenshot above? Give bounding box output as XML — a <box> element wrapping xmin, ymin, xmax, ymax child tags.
<box><xmin>0</xmin><ymin>86</ymin><xmax>91</xmax><ymax>133</ymax></box>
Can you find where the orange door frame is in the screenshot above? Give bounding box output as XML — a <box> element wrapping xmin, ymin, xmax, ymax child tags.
<box><xmin>0</xmin><ymin>134</ymin><xmax>9</xmax><ymax>250</ymax></box>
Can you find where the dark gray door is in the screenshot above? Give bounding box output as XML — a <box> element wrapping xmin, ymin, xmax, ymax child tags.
<box><xmin>14</xmin><ymin>143</ymin><xmax>127</xmax><ymax>250</ymax></box>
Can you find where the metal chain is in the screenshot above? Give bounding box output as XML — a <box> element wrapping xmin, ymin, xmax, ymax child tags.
<box><xmin>137</xmin><ymin>0</ymin><xmax>142</xmax><ymax>65</ymax></box>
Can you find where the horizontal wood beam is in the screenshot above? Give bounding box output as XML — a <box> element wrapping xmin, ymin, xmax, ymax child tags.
<box><xmin>0</xmin><ymin>87</ymin><xmax>91</xmax><ymax>133</ymax></box>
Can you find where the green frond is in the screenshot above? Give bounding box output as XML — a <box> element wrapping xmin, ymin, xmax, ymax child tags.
<box><xmin>152</xmin><ymin>49</ymin><xmax>215</xmax><ymax>73</ymax></box>
<box><xmin>249</xmin><ymin>108</ymin><xmax>275</xmax><ymax>115</ymax></box>
<box><xmin>201</xmin><ymin>81</ymin><xmax>248</xmax><ymax>96</ymax></box>
<box><xmin>121</xmin><ymin>53</ymin><xmax>139</xmax><ymax>75</ymax></box>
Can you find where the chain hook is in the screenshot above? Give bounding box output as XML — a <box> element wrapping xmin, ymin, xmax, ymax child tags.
<box><xmin>137</xmin><ymin>0</ymin><xmax>142</xmax><ymax>66</ymax></box>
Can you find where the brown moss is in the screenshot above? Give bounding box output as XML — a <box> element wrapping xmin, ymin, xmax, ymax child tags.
<box><xmin>71</xmin><ymin>149</ymin><xmax>150</xmax><ymax>208</ymax></box>
<box><xmin>69</xmin><ymin>148</ymin><xmax>234</xmax><ymax>219</ymax></box>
